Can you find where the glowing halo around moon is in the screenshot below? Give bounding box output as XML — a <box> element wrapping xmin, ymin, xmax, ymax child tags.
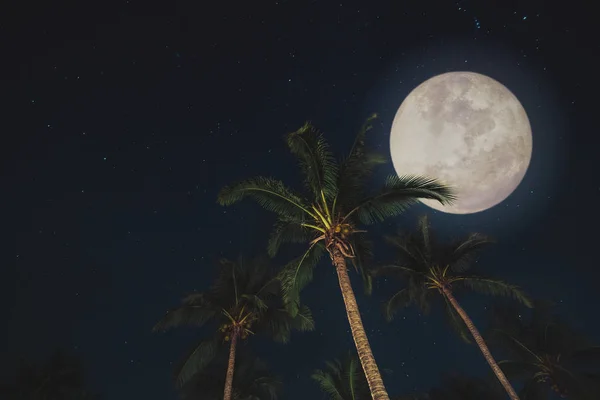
<box><xmin>390</xmin><ymin>71</ymin><xmax>533</xmax><ymax>214</ymax></box>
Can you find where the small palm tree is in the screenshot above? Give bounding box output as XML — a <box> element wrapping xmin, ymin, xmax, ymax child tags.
<box><xmin>376</xmin><ymin>214</ymin><xmax>532</xmax><ymax>400</ymax></box>
<box><xmin>180</xmin><ymin>348</ymin><xmax>282</xmax><ymax>400</ymax></box>
<box><xmin>395</xmin><ymin>375</ymin><xmax>505</xmax><ymax>400</ymax></box>
<box><xmin>489</xmin><ymin>303</ymin><xmax>600</xmax><ymax>399</ymax></box>
<box><xmin>218</xmin><ymin>115</ymin><xmax>454</xmax><ymax>400</ymax></box>
<box><xmin>154</xmin><ymin>255</ymin><xmax>314</xmax><ymax>400</ymax></box>
<box><xmin>0</xmin><ymin>349</ymin><xmax>98</xmax><ymax>400</ymax></box>
<box><xmin>311</xmin><ymin>352</ymin><xmax>372</xmax><ymax>400</ymax></box>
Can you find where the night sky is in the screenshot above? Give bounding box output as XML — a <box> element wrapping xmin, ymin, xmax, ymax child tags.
<box><xmin>3</xmin><ymin>0</ymin><xmax>599</xmax><ymax>399</ymax></box>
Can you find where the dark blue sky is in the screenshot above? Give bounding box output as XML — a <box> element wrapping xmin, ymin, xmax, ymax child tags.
<box><xmin>3</xmin><ymin>0</ymin><xmax>598</xmax><ymax>399</ymax></box>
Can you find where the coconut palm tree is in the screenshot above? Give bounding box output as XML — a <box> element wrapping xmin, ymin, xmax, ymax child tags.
<box><xmin>218</xmin><ymin>114</ymin><xmax>455</xmax><ymax>400</ymax></box>
<box><xmin>395</xmin><ymin>375</ymin><xmax>505</xmax><ymax>400</ymax></box>
<box><xmin>311</xmin><ymin>352</ymin><xmax>372</xmax><ymax>400</ymax></box>
<box><xmin>489</xmin><ymin>302</ymin><xmax>600</xmax><ymax>399</ymax></box>
<box><xmin>180</xmin><ymin>347</ymin><xmax>282</xmax><ymax>400</ymax></box>
<box><xmin>0</xmin><ymin>349</ymin><xmax>98</xmax><ymax>400</ymax></box>
<box><xmin>154</xmin><ymin>254</ymin><xmax>314</xmax><ymax>400</ymax></box>
<box><xmin>376</xmin><ymin>214</ymin><xmax>532</xmax><ymax>400</ymax></box>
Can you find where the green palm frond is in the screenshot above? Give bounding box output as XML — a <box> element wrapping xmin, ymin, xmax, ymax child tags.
<box><xmin>349</xmin><ymin>175</ymin><xmax>455</xmax><ymax>225</ymax></box>
<box><xmin>278</xmin><ymin>242</ymin><xmax>325</xmax><ymax>316</ymax></box>
<box><xmin>267</xmin><ymin>217</ymin><xmax>313</xmax><ymax>257</ymax></box>
<box><xmin>292</xmin><ymin>304</ymin><xmax>316</xmax><ymax>332</ymax></box>
<box><xmin>520</xmin><ymin>378</ymin><xmax>548</xmax><ymax>400</ymax></box>
<box><xmin>311</xmin><ymin>369</ymin><xmax>345</xmax><ymax>400</ymax></box>
<box><xmin>443</xmin><ymin>295</ymin><xmax>471</xmax><ymax>343</ymax></box>
<box><xmin>174</xmin><ymin>336</ymin><xmax>219</xmax><ymax>388</ymax></box>
<box><xmin>262</xmin><ymin>304</ymin><xmax>316</xmax><ymax>344</ymax></box>
<box><xmin>217</xmin><ymin>176</ymin><xmax>313</xmax><ymax>219</ymax></box>
<box><xmin>240</xmin><ymin>294</ymin><xmax>268</xmax><ymax>312</ymax></box>
<box><xmin>286</xmin><ymin>122</ymin><xmax>338</xmax><ymax>201</ymax></box>
<box><xmin>383</xmin><ymin>288</ymin><xmax>410</xmax><ymax>321</ymax></box>
<box><xmin>383</xmin><ymin>234</ymin><xmax>425</xmax><ymax>269</ymax></box>
<box><xmin>312</xmin><ymin>353</ymin><xmax>372</xmax><ymax>400</ymax></box>
<box><xmin>459</xmin><ymin>276</ymin><xmax>533</xmax><ymax>307</ymax></box>
<box><xmin>335</xmin><ymin>113</ymin><xmax>387</xmax><ymax>212</ymax></box>
<box><xmin>447</xmin><ymin>233</ymin><xmax>495</xmax><ymax>272</ymax></box>
<box><xmin>349</xmin><ymin>233</ymin><xmax>375</xmax><ymax>295</ymax></box>
<box><xmin>497</xmin><ymin>360</ymin><xmax>542</xmax><ymax>381</ymax></box>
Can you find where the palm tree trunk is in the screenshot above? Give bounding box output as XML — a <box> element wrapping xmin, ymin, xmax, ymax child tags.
<box><xmin>223</xmin><ymin>331</ymin><xmax>239</xmax><ymax>400</ymax></box>
<box><xmin>331</xmin><ymin>247</ymin><xmax>390</xmax><ymax>400</ymax></box>
<box><xmin>442</xmin><ymin>288</ymin><xmax>520</xmax><ymax>400</ymax></box>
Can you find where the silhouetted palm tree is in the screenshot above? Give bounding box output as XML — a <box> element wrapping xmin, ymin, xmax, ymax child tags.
<box><xmin>0</xmin><ymin>349</ymin><xmax>98</xmax><ymax>400</ymax></box>
<box><xmin>489</xmin><ymin>302</ymin><xmax>600</xmax><ymax>399</ymax></box>
<box><xmin>180</xmin><ymin>347</ymin><xmax>282</xmax><ymax>400</ymax></box>
<box><xmin>376</xmin><ymin>215</ymin><xmax>532</xmax><ymax>400</ymax></box>
<box><xmin>154</xmin><ymin>254</ymin><xmax>314</xmax><ymax>400</ymax></box>
<box><xmin>311</xmin><ymin>352</ymin><xmax>372</xmax><ymax>400</ymax></box>
<box><xmin>395</xmin><ymin>375</ymin><xmax>505</xmax><ymax>400</ymax></box>
<box><xmin>218</xmin><ymin>115</ymin><xmax>454</xmax><ymax>400</ymax></box>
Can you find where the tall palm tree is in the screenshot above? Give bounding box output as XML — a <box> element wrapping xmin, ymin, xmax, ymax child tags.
<box><xmin>376</xmin><ymin>214</ymin><xmax>532</xmax><ymax>400</ymax></box>
<box><xmin>180</xmin><ymin>347</ymin><xmax>282</xmax><ymax>400</ymax></box>
<box><xmin>311</xmin><ymin>352</ymin><xmax>372</xmax><ymax>400</ymax></box>
<box><xmin>0</xmin><ymin>349</ymin><xmax>98</xmax><ymax>400</ymax></box>
<box><xmin>395</xmin><ymin>375</ymin><xmax>505</xmax><ymax>400</ymax></box>
<box><xmin>489</xmin><ymin>303</ymin><xmax>600</xmax><ymax>399</ymax></box>
<box><xmin>218</xmin><ymin>114</ymin><xmax>455</xmax><ymax>400</ymax></box>
<box><xmin>154</xmin><ymin>254</ymin><xmax>314</xmax><ymax>400</ymax></box>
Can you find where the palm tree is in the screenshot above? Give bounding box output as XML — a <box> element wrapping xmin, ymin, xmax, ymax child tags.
<box><xmin>180</xmin><ymin>347</ymin><xmax>282</xmax><ymax>400</ymax></box>
<box><xmin>311</xmin><ymin>352</ymin><xmax>372</xmax><ymax>400</ymax></box>
<box><xmin>0</xmin><ymin>349</ymin><xmax>98</xmax><ymax>400</ymax></box>
<box><xmin>489</xmin><ymin>302</ymin><xmax>600</xmax><ymax>399</ymax></box>
<box><xmin>395</xmin><ymin>375</ymin><xmax>505</xmax><ymax>400</ymax></box>
<box><xmin>376</xmin><ymin>214</ymin><xmax>532</xmax><ymax>400</ymax></box>
<box><xmin>154</xmin><ymin>254</ymin><xmax>314</xmax><ymax>400</ymax></box>
<box><xmin>218</xmin><ymin>114</ymin><xmax>455</xmax><ymax>400</ymax></box>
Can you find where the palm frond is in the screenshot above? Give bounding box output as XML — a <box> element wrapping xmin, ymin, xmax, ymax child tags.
<box><xmin>383</xmin><ymin>288</ymin><xmax>410</xmax><ymax>321</ymax></box>
<box><xmin>497</xmin><ymin>360</ymin><xmax>542</xmax><ymax>381</ymax></box>
<box><xmin>459</xmin><ymin>276</ymin><xmax>533</xmax><ymax>308</ymax></box>
<box><xmin>311</xmin><ymin>370</ymin><xmax>344</xmax><ymax>400</ymax></box>
<box><xmin>217</xmin><ymin>176</ymin><xmax>312</xmax><ymax>219</ymax></box>
<box><xmin>278</xmin><ymin>242</ymin><xmax>325</xmax><ymax>316</ymax></box>
<box><xmin>417</xmin><ymin>215</ymin><xmax>432</xmax><ymax>256</ymax></box>
<box><xmin>520</xmin><ymin>378</ymin><xmax>548</xmax><ymax>400</ymax></box>
<box><xmin>286</xmin><ymin>122</ymin><xmax>338</xmax><ymax>201</ymax></box>
<box><xmin>349</xmin><ymin>175</ymin><xmax>455</xmax><ymax>225</ymax></box>
<box><xmin>383</xmin><ymin>234</ymin><xmax>425</xmax><ymax>269</ymax></box>
<box><xmin>291</xmin><ymin>304</ymin><xmax>316</xmax><ymax>332</ymax></box>
<box><xmin>335</xmin><ymin>113</ymin><xmax>387</xmax><ymax>212</ymax></box>
<box><xmin>267</xmin><ymin>217</ymin><xmax>313</xmax><ymax>257</ymax></box>
<box><xmin>174</xmin><ymin>336</ymin><xmax>219</xmax><ymax>388</ymax></box>
<box><xmin>349</xmin><ymin>233</ymin><xmax>375</xmax><ymax>295</ymax></box>
<box><xmin>447</xmin><ymin>233</ymin><xmax>495</xmax><ymax>272</ymax></box>
<box><xmin>443</xmin><ymin>295</ymin><xmax>471</xmax><ymax>343</ymax></box>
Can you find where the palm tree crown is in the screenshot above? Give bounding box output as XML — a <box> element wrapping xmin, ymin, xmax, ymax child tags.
<box><xmin>490</xmin><ymin>303</ymin><xmax>600</xmax><ymax>399</ymax></box>
<box><xmin>217</xmin><ymin>114</ymin><xmax>455</xmax><ymax>313</ymax></box>
<box><xmin>378</xmin><ymin>214</ymin><xmax>532</xmax><ymax>338</ymax></box>
<box><xmin>154</xmin><ymin>255</ymin><xmax>314</xmax><ymax>387</ymax></box>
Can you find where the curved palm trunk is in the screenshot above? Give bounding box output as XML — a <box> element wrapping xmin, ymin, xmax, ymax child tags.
<box><xmin>332</xmin><ymin>247</ymin><xmax>390</xmax><ymax>400</ymax></box>
<box><xmin>223</xmin><ymin>331</ymin><xmax>239</xmax><ymax>400</ymax></box>
<box><xmin>442</xmin><ymin>288</ymin><xmax>520</xmax><ymax>400</ymax></box>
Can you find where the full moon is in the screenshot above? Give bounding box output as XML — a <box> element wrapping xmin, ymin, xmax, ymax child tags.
<box><xmin>390</xmin><ymin>71</ymin><xmax>532</xmax><ymax>214</ymax></box>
